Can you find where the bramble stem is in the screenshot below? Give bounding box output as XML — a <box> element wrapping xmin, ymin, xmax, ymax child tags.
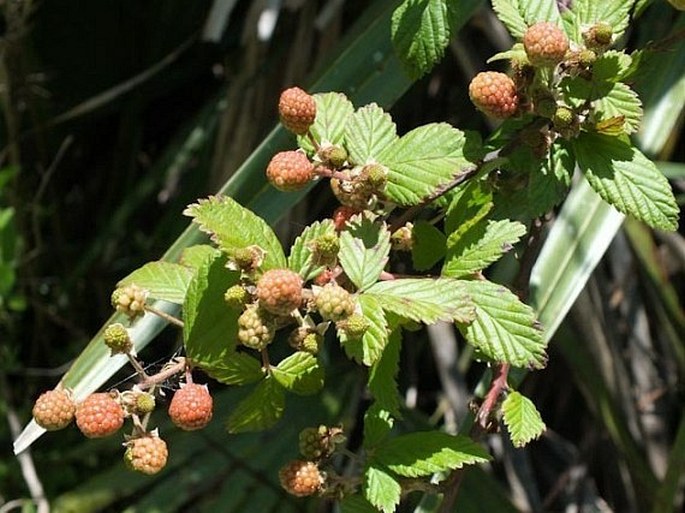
<box><xmin>144</xmin><ymin>305</ymin><xmax>184</xmax><ymax>328</ymax></box>
<box><xmin>137</xmin><ymin>358</ymin><xmax>186</xmax><ymax>390</ymax></box>
<box><xmin>307</xmin><ymin>130</ymin><xmax>320</xmax><ymax>152</ymax></box>
<box><xmin>127</xmin><ymin>354</ymin><xmax>149</xmax><ymax>380</ymax></box>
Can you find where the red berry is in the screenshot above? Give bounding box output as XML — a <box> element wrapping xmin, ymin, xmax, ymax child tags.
<box><xmin>256</xmin><ymin>269</ymin><xmax>303</xmax><ymax>316</ymax></box>
<box><xmin>279</xmin><ymin>460</ymin><xmax>324</xmax><ymax>497</ymax></box>
<box><xmin>523</xmin><ymin>22</ymin><xmax>569</xmax><ymax>66</ymax></box>
<box><xmin>266</xmin><ymin>151</ymin><xmax>314</xmax><ymax>192</ymax></box>
<box><xmin>124</xmin><ymin>434</ymin><xmax>169</xmax><ymax>475</ymax></box>
<box><xmin>279</xmin><ymin>87</ymin><xmax>317</xmax><ymax>135</ymax></box>
<box><xmin>75</xmin><ymin>392</ymin><xmax>125</xmax><ymax>438</ymax></box>
<box><xmin>32</xmin><ymin>389</ymin><xmax>76</xmax><ymax>431</ymax></box>
<box><xmin>469</xmin><ymin>72</ymin><xmax>519</xmax><ymax>119</ymax></box>
<box><xmin>168</xmin><ymin>383</ymin><xmax>213</xmax><ymax>431</ymax></box>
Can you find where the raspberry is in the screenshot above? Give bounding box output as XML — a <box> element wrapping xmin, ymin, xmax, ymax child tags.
<box><xmin>266</xmin><ymin>151</ymin><xmax>315</xmax><ymax>192</ymax></box>
<box><xmin>75</xmin><ymin>392</ymin><xmax>125</xmax><ymax>438</ymax></box>
<box><xmin>232</xmin><ymin>245</ymin><xmax>265</xmax><ymax>271</ymax></box>
<box><xmin>103</xmin><ymin>323</ymin><xmax>132</xmax><ymax>355</ymax></box>
<box><xmin>32</xmin><ymin>389</ymin><xmax>75</xmax><ymax>431</ymax></box>
<box><xmin>315</xmin><ymin>283</ymin><xmax>355</xmax><ymax>322</ymax></box>
<box><xmin>332</xmin><ymin>206</ymin><xmax>360</xmax><ymax>231</ymax></box>
<box><xmin>121</xmin><ymin>390</ymin><xmax>156</xmax><ymax>416</ymax></box>
<box><xmin>279</xmin><ymin>460</ymin><xmax>324</xmax><ymax>497</ymax></box>
<box><xmin>469</xmin><ymin>72</ymin><xmax>519</xmax><ymax>119</ymax></box>
<box><xmin>111</xmin><ymin>284</ymin><xmax>148</xmax><ymax>319</ymax></box>
<box><xmin>224</xmin><ymin>285</ymin><xmax>250</xmax><ymax>310</ymax></box>
<box><xmin>279</xmin><ymin>87</ymin><xmax>317</xmax><ymax>135</ymax></box>
<box><xmin>256</xmin><ymin>269</ymin><xmax>303</xmax><ymax>315</ymax></box>
<box><xmin>124</xmin><ymin>434</ymin><xmax>168</xmax><ymax>475</ymax></box>
<box><xmin>583</xmin><ymin>23</ymin><xmax>613</xmax><ymax>50</ymax></box>
<box><xmin>238</xmin><ymin>305</ymin><xmax>276</xmax><ymax>350</ymax></box>
<box><xmin>168</xmin><ymin>383</ymin><xmax>213</xmax><ymax>431</ymax></box>
<box><xmin>523</xmin><ymin>22</ymin><xmax>569</xmax><ymax>66</ymax></box>
<box><xmin>299</xmin><ymin>425</ymin><xmax>345</xmax><ymax>461</ymax></box>
<box><xmin>359</xmin><ymin>163</ymin><xmax>388</xmax><ymax>192</ymax></box>
<box><xmin>311</xmin><ymin>233</ymin><xmax>339</xmax><ymax>266</ymax></box>
<box><xmin>318</xmin><ymin>144</ymin><xmax>347</xmax><ymax>168</ymax></box>
<box><xmin>336</xmin><ymin>314</ymin><xmax>370</xmax><ymax>340</ymax></box>
<box><xmin>288</xmin><ymin>327</ymin><xmax>323</xmax><ymax>354</ymax></box>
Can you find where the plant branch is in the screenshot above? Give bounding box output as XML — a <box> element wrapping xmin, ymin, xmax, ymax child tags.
<box><xmin>136</xmin><ymin>357</ymin><xmax>186</xmax><ymax>390</ymax></box>
<box><xmin>144</xmin><ymin>305</ymin><xmax>185</xmax><ymax>328</ymax></box>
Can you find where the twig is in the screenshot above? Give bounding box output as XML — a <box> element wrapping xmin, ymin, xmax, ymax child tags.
<box><xmin>144</xmin><ymin>305</ymin><xmax>184</xmax><ymax>328</ymax></box>
<box><xmin>137</xmin><ymin>357</ymin><xmax>187</xmax><ymax>390</ymax></box>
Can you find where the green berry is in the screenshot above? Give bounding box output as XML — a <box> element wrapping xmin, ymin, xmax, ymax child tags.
<box><xmin>583</xmin><ymin>23</ymin><xmax>613</xmax><ymax>50</ymax></box>
<box><xmin>391</xmin><ymin>223</ymin><xmax>414</xmax><ymax>252</ymax></box>
<box><xmin>224</xmin><ymin>285</ymin><xmax>250</xmax><ymax>310</ymax></box>
<box><xmin>103</xmin><ymin>323</ymin><xmax>133</xmax><ymax>355</ymax></box>
<box><xmin>315</xmin><ymin>283</ymin><xmax>355</xmax><ymax>322</ymax></box>
<box><xmin>337</xmin><ymin>314</ymin><xmax>369</xmax><ymax>340</ymax></box>
<box><xmin>238</xmin><ymin>305</ymin><xmax>276</xmax><ymax>350</ymax></box>
<box><xmin>299</xmin><ymin>425</ymin><xmax>345</xmax><ymax>461</ymax></box>
<box><xmin>111</xmin><ymin>284</ymin><xmax>148</xmax><ymax>318</ymax></box>
<box><xmin>318</xmin><ymin>144</ymin><xmax>348</xmax><ymax>168</ymax></box>
<box><xmin>312</xmin><ymin>233</ymin><xmax>339</xmax><ymax>264</ymax></box>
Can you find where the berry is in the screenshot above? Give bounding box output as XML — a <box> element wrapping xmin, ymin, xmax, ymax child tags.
<box><xmin>103</xmin><ymin>323</ymin><xmax>132</xmax><ymax>355</ymax></box>
<box><xmin>124</xmin><ymin>434</ymin><xmax>168</xmax><ymax>475</ymax></box>
<box><xmin>332</xmin><ymin>206</ymin><xmax>360</xmax><ymax>231</ymax></box>
<box><xmin>336</xmin><ymin>314</ymin><xmax>370</xmax><ymax>340</ymax></box>
<box><xmin>266</xmin><ymin>151</ymin><xmax>315</xmax><ymax>192</ymax></box>
<box><xmin>224</xmin><ymin>285</ymin><xmax>250</xmax><ymax>310</ymax></box>
<box><xmin>330</xmin><ymin>178</ymin><xmax>373</xmax><ymax>210</ymax></box>
<box><xmin>232</xmin><ymin>245</ymin><xmax>265</xmax><ymax>271</ymax></box>
<box><xmin>583</xmin><ymin>23</ymin><xmax>613</xmax><ymax>50</ymax></box>
<box><xmin>238</xmin><ymin>305</ymin><xmax>276</xmax><ymax>350</ymax></box>
<box><xmin>391</xmin><ymin>223</ymin><xmax>414</xmax><ymax>252</ymax></box>
<box><xmin>75</xmin><ymin>392</ymin><xmax>125</xmax><ymax>438</ymax></box>
<box><xmin>32</xmin><ymin>389</ymin><xmax>75</xmax><ymax>431</ymax></box>
<box><xmin>318</xmin><ymin>144</ymin><xmax>348</xmax><ymax>168</ymax></box>
<box><xmin>469</xmin><ymin>72</ymin><xmax>519</xmax><ymax>119</ymax></box>
<box><xmin>299</xmin><ymin>425</ymin><xmax>345</xmax><ymax>461</ymax></box>
<box><xmin>288</xmin><ymin>327</ymin><xmax>323</xmax><ymax>354</ymax></box>
<box><xmin>256</xmin><ymin>269</ymin><xmax>303</xmax><ymax>316</ymax></box>
<box><xmin>315</xmin><ymin>283</ymin><xmax>355</xmax><ymax>322</ymax></box>
<box><xmin>523</xmin><ymin>22</ymin><xmax>569</xmax><ymax>66</ymax></box>
<box><xmin>311</xmin><ymin>233</ymin><xmax>339</xmax><ymax>266</ymax></box>
<box><xmin>168</xmin><ymin>383</ymin><xmax>213</xmax><ymax>431</ymax></box>
<box><xmin>111</xmin><ymin>284</ymin><xmax>148</xmax><ymax>319</ymax></box>
<box><xmin>279</xmin><ymin>460</ymin><xmax>324</xmax><ymax>497</ymax></box>
<box><xmin>279</xmin><ymin>87</ymin><xmax>317</xmax><ymax>135</ymax></box>
<box><xmin>359</xmin><ymin>163</ymin><xmax>388</xmax><ymax>192</ymax></box>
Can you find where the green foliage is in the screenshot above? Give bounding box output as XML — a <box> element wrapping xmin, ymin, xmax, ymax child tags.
<box><xmin>117</xmin><ymin>261</ymin><xmax>194</xmax><ymax>304</ymax></box>
<box><xmin>502</xmin><ymin>391</ymin><xmax>547</xmax><ymax>447</ymax></box>
<box><xmin>344</xmin><ymin>103</ymin><xmax>398</xmax><ymax>164</ymax></box>
<box><xmin>339</xmin><ymin>294</ymin><xmax>389</xmax><ymax>366</ymax></box>
<box><xmin>270</xmin><ymin>352</ymin><xmax>325</xmax><ymax>395</ymax></box>
<box><xmin>339</xmin><ymin>214</ymin><xmax>392</xmax><ymax>291</ymax></box>
<box><xmin>226</xmin><ymin>378</ymin><xmax>286</xmax><ymax>434</ymax></box>
<box><xmin>562</xmin><ymin>0</ymin><xmax>636</xmax><ymax>42</ymax></box>
<box><xmin>411</xmin><ymin>220</ymin><xmax>447</xmax><ymax>271</ymax></box>
<box><xmin>288</xmin><ymin>219</ymin><xmax>337</xmax><ymax>280</ymax></box>
<box><xmin>364</xmin><ymin>465</ymin><xmax>402</xmax><ymax>513</ymax></box>
<box><xmin>299</xmin><ymin>92</ymin><xmax>355</xmax><ymax>154</ymax></box>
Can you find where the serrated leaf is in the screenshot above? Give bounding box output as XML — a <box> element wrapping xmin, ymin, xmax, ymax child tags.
<box><xmin>366</xmin><ymin>278</ymin><xmax>476</xmax><ymax>325</ymax></box>
<box><xmin>379</xmin><ymin>123</ymin><xmax>475</xmax><ymax>206</ymax></box>
<box><xmin>592</xmin><ymin>50</ymin><xmax>633</xmax><ymax>83</ymax></box>
<box><xmin>593</xmin><ymin>82</ymin><xmax>643</xmax><ymax>134</ymax></box>
<box><xmin>298</xmin><ymin>92</ymin><xmax>354</xmax><ymax>153</ymax></box>
<box><xmin>491</xmin><ymin>0</ymin><xmax>528</xmax><ymax>38</ymax></box>
<box><xmin>364</xmin><ymin>466</ymin><xmax>401</xmax><ymax>513</ymax></box>
<box><xmin>574</xmin><ymin>132</ymin><xmax>679</xmax><ymax>231</ymax></box>
<box><xmin>368</xmin><ymin>329</ymin><xmax>402</xmax><ymax>415</ymax></box>
<box><xmin>374</xmin><ymin>431</ymin><xmax>490</xmax><ymax>478</ymax></box>
<box><xmin>344</xmin><ymin>103</ymin><xmax>398</xmax><ymax>165</ymax></box>
<box><xmin>117</xmin><ymin>261</ymin><xmax>194</xmax><ymax>304</ymax></box>
<box><xmin>445</xmin><ymin>179</ymin><xmax>493</xmax><ymax>235</ymax></box>
<box><xmin>270</xmin><ymin>352</ymin><xmax>324</xmax><ymax>395</ymax></box>
<box><xmin>458</xmin><ymin>279</ymin><xmax>546</xmax><ymax>369</ymax></box>
<box><xmin>205</xmin><ymin>352</ymin><xmax>265</xmax><ymax>386</ymax></box>
<box><xmin>363</xmin><ymin>403</ymin><xmax>395</xmax><ymax>449</ymax></box>
<box><xmin>179</xmin><ymin>244</ymin><xmax>222</xmax><ymax>271</ymax></box>
<box><xmin>287</xmin><ymin>219</ymin><xmax>336</xmax><ymax>280</ymax></box>
<box><xmin>411</xmin><ymin>220</ymin><xmax>447</xmax><ymax>271</ymax></box>
<box><xmin>183</xmin><ymin>254</ymin><xmax>240</xmax><ymax>369</ymax></box>
<box><xmin>562</xmin><ymin>0</ymin><xmax>635</xmax><ymax>43</ymax></box>
<box><xmin>339</xmin><ymin>294</ymin><xmax>389</xmax><ymax>366</ymax></box>
<box><xmin>443</xmin><ymin>219</ymin><xmax>526</xmax><ymax>278</ymax></box>
<box><xmin>339</xmin><ymin>215</ymin><xmax>391</xmax><ymax>291</ymax></box>
<box><xmin>341</xmin><ymin>495</ymin><xmax>382</xmax><ymax>513</ymax></box>
<box><xmin>226</xmin><ymin>377</ymin><xmax>285</xmax><ymax>433</ymax></box>
<box><xmin>391</xmin><ymin>0</ymin><xmax>457</xmax><ymax>79</ymax></box>
<box><xmin>502</xmin><ymin>391</ymin><xmax>546</xmax><ymax>447</ymax></box>
<box><xmin>184</xmin><ymin>195</ymin><xmax>286</xmax><ymax>270</ymax></box>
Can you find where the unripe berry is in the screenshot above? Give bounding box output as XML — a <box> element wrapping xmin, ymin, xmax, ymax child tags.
<box><xmin>288</xmin><ymin>327</ymin><xmax>323</xmax><ymax>354</ymax></box>
<box><xmin>224</xmin><ymin>285</ymin><xmax>250</xmax><ymax>310</ymax></box>
<box><xmin>266</xmin><ymin>151</ymin><xmax>315</xmax><ymax>192</ymax></box>
<box><xmin>469</xmin><ymin>72</ymin><xmax>519</xmax><ymax>119</ymax></box>
<box><xmin>103</xmin><ymin>323</ymin><xmax>133</xmax><ymax>355</ymax></box>
<box><xmin>75</xmin><ymin>392</ymin><xmax>125</xmax><ymax>438</ymax></box>
<box><xmin>318</xmin><ymin>144</ymin><xmax>348</xmax><ymax>168</ymax></box>
<box><xmin>391</xmin><ymin>223</ymin><xmax>414</xmax><ymax>252</ymax></box>
<box><xmin>311</xmin><ymin>233</ymin><xmax>339</xmax><ymax>266</ymax></box>
<box><xmin>279</xmin><ymin>87</ymin><xmax>317</xmax><ymax>135</ymax></box>
<box><xmin>523</xmin><ymin>22</ymin><xmax>569</xmax><ymax>66</ymax></box>
<box><xmin>168</xmin><ymin>383</ymin><xmax>213</xmax><ymax>431</ymax></box>
<box><xmin>111</xmin><ymin>284</ymin><xmax>148</xmax><ymax>319</ymax></box>
<box><xmin>232</xmin><ymin>246</ymin><xmax>265</xmax><ymax>271</ymax></box>
<box><xmin>315</xmin><ymin>283</ymin><xmax>356</xmax><ymax>322</ymax></box>
<box><xmin>583</xmin><ymin>23</ymin><xmax>613</xmax><ymax>50</ymax></box>
<box><xmin>279</xmin><ymin>460</ymin><xmax>324</xmax><ymax>497</ymax></box>
<box><xmin>32</xmin><ymin>389</ymin><xmax>76</xmax><ymax>431</ymax></box>
<box><xmin>298</xmin><ymin>425</ymin><xmax>345</xmax><ymax>460</ymax></box>
<box><xmin>330</xmin><ymin>178</ymin><xmax>373</xmax><ymax>210</ymax></box>
<box><xmin>238</xmin><ymin>305</ymin><xmax>276</xmax><ymax>350</ymax></box>
<box><xmin>256</xmin><ymin>269</ymin><xmax>304</xmax><ymax>316</ymax></box>
<box><xmin>337</xmin><ymin>314</ymin><xmax>370</xmax><ymax>340</ymax></box>
<box><xmin>359</xmin><ymin>163</ymin><xmax>388</xmax><ymax>192</ymax></box>
<box><xmin>124</xmin><ymin>433</ymin><xmax>168</xmax><ymax>475</ymax></box>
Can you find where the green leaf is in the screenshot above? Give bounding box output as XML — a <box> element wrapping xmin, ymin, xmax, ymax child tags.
<box><xmin>184</xmin><ymin>195</ymin><xmax>287</xmax><ymax>271</ymax></box>
<box><xmin>491</xmin><ymin>0</ymin><xmax>528</xmax><ymax>38</ymax></box>
<box><xmin>366</xmin><ymin>278</ymin><xmax>476</xmax><ymax>325</ymax></box>
<box><xmin>341</xmin><ymin>495</ymin><xmax>382</xmax><ymax>513</ymax></box>
<box><xmin>364</xmin><ymin>466</ymin><xmax>401</xmax><ymax>513</ymax></box>
<box><xmin>411</xmin><ymin>220</ymin><xmax>447</xmax><ymax>271</ymax></box>
<box><xmin>379</xmin><ymin>123</ymin><xmax>476</xmax><ymax>206</ymax></box>
<box><xmin>593</xmin><ymin>82</ymin><xmax>643</xmax><ymax>135</ymax></box>
<box><xmin>204</xmin><ymin>352</ymin><xmax>265</xmax><ymax>386</ymax></box>
<box><xmin>445</xmin><ymin>179</ymin><xmax>493</xmax><ymax>235</ymax></box>
<box><xmin>339</xmin><ymin>294</ymin><xmax>389</xmax><ymax>366</ymax></box>
<box><xmin>183</xmin><ymin>254</ymin><xmax>241</xmax><ymax>369</ymax></box>
<box><xmin>298</xmin><ymin>92</ymin><xmax>355</xmax><ymax>153</ymax></box>
<box><xmin>179</xmin><ymin>244</ymin><xmax>222</xmax><ymax>271</ymax></box>
<box><xmin>226</xmin><ymin>377</ymin><xmax>285</xmax><ymax>433</ymax></box>
<box><xmin>344</xmin><ymin>103</ymin><xmax>398</xmax><ymax>165</ymax></box>
<box><xmin>458</xmin><ymin>279</ymin><xmax>547</xmax><ymax>369</ymax></box>
<box><xmin>270</xmin><ymin>352</ymin><xmax>324</xmax><ymax>395</ymax></box>
<box><xmin>443</xmin><ymin>219</ymin><xmax>526</xmax><ymax>278</ymax></box>
<box><xmin>375</xmin><ymin>431</ymin><xmax>490</xmax><ymax>478</ymax></box>
<box><xmin>363</xmin><ymin>403</ymin><xmax>395</xmax><ymax>449</ymax></box>
<box><xmin>520</xmin><ymin>0</ymin><xmax>561</xmax><ymax>25</ymax></box>
<box><xmin>563</xmin><ymin>0</ymin><xmax>635</xmax><ymax>43</ymax></box>
<box><xmin>339</xmin><ymin>214</ymin><xmax>391</xmax><ymax>291</ymax></box>
<box><xmin>502</xmin><ymin>391</ymin><xmax>546</xmax><ymax>448</ymax></box>
<box><xmin>368</xmin><ymin>329</ymin><xmax>402</xmax><ymax>415</ymax></box>
<box><xmin>574</xmin><ymin>132</ymin><xmax>679</xmax><ymax>231</ymax></box>
<box><xmin>391</xmin><ymin>0</ymin><xmax>458</xmax><ymax>79</ymax></box>
<box><xmin>287</xmin><ymin>219</ymin><xmax>337</xmax><ymax>281</ymax></box>
<box><xmin>117</xmin><ymin>261</ymin><xmax>194</xmax><ymax>304</ymax></box>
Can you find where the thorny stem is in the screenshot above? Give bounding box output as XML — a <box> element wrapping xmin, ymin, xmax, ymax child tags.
<box><xmin>136</xmin><ymin>357</ymin><xmax>187</xmax><ymax>390</ymax></box>
<box><xmin>144</xmin><ymin>304</ymin><xmax>185</xmax><ymax>328</ymax></box>
<box><xmin>127</xmin><ymin>353</ymin><xmax>149</xmax><ymax>380</ymax></box>
<box><xmin>315</xmin><ymin>166</ymin><xmax>351</xmax><ymax>181</ymax></box>
<box><xmin>307</xmin><ymin>130</ymin><xmax>320</xmax><ymax>152</ymax></box>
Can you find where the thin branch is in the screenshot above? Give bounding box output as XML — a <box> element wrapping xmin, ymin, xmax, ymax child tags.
<box><xmin>144</xmin><ymin>305</ymin><xmax>184</xmax><ymax>328</ymax></box>
<box><xmin>137</xmin><ymin>358</ymin><xmax>186</xmax><ymax>390</ymax></box>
